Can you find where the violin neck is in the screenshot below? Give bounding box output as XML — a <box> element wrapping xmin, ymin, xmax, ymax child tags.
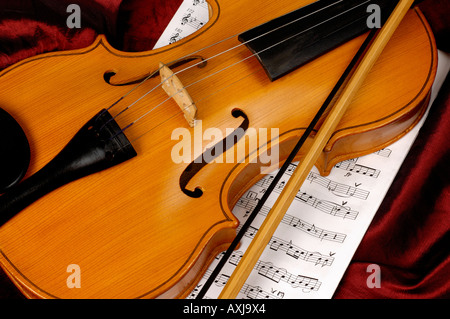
<box><xmin>238</xmin><ymin>0</ymin><xmax>398</xmax><ymax>81</ymax></box>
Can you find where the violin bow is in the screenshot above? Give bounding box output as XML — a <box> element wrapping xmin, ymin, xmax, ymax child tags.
<box><xmin>218</xmin><ymin>0</ymin><xmax>415</xmax><ymax>299</ymax></box>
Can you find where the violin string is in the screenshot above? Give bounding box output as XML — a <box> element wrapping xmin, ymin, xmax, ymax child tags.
<box><xmin>110</xmin><ymin>0</ymin><xmax>371</xmax><ymax>138</ymax></box>
<box><xmin>124</xmin><ymin>69</ymin><xmax>262</xmax><ymax>146</ymax></box>
<box><xmin>102</xmin><ymin>0</ymin><xmax>348</xmax><ymax>126</ymax></box>
<box><xmin>163</xmin><ymin>0</ymin><xmax>347</xmax><ymax>80</ymax></box>
<box><xmin>168</xmin><ymin>0</ymin><xmax>345</xmax><ymax>75</ymax></box>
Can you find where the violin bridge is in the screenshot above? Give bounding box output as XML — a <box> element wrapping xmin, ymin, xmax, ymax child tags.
<box><xmin>159</xmin><ymin>62</ymin><xmax>197</xmax><ymax>127</ymax></box>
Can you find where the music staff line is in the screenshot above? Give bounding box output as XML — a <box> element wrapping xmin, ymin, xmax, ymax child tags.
<box><xmin>193</xmin><ymin>0</ymin><xmax>209</xmax><ymax>9</ymax></box>
<box><xmin>236</xmin><ymin>197</ymin><xmax>347</xmax><ymax>243</ymax></box>
<box><xmin>334</xmin><ymin>160</ymin><xmax>380</xmax><ymax>178</ymax></box>
<box><xmin>188</xmin><ymin>269</ymin><xmax>280</xmax><ymax>299</ymax></box>
<box><xmin>227</xmin><ymin>251</ymin><xmax>322</xmax><ymax>292</ymax></box>
<box><xmin>258</xmin><ymin>164</ymin><xmax>370</xmax><ymax>200</ymax></box>
<box><xmin>165</xmin><ymin>0</ymin><xmax>209</xmax><ymax>44</ymax></box>
<box><xmin>306</xmin><ymin>172</ymin><xmax>370</xmax><ymax>200</ymax></box>
<box><xmin>181</xmin><ymin>12</ymin><xmax>206</xmax><ymax>30</ymax></box>
<box><xmin>255</xmin><ymin>175</ymin><xmax>359</xmax><ymax>220</ymax></box>
<box><xmin>242</xmin><ymin>226</ymin><xmax>334</xmax><ymax>267</ymax></box>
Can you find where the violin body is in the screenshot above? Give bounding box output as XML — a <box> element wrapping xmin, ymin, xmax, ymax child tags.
<box><xmin>0</xmin><ymin>0</ymin><xmax>437</xmax><ymax>298</ymax></box>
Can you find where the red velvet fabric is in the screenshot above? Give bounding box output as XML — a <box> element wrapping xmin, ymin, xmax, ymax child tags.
<box><xmin>334</xmin><ymin>73</ymin><xmax>450</xmax><ymax>299</ymax></box>
<box><xmin>0</xmin><ymin>0</ymin><xmax>448</xmax><ymax>299</ymax></box>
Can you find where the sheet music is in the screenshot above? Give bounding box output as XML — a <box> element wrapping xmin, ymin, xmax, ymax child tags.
<box><xmin>186</xmin><ymin>51</ymin><xmax>449</xmax><ymax>299</ymax></box>
<box><xmin>153</xmin><ymin>0</ymin><xmax>209</xmax><ymax>49</ymax></box>
<box><xmin>157</xmin><ymin>1</ymin><xmax>450</xmax><ymax>300</ymax></box>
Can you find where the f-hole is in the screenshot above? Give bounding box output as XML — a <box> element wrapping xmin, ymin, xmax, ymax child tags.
<box><xmin>180</xmin><ymin>109</ymin><xmax>249</xmax><ymax>198</ymax></box>
<box><xmin>103</xmin><ymin>55</ymin><xmax>207</xmax><ymax>86</ymax></box>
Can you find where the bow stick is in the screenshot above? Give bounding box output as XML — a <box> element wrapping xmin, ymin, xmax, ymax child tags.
<box><xmin>218</xmin><ymin>0</ymin><xmax>415</xmax><ymax>299</ymax></box>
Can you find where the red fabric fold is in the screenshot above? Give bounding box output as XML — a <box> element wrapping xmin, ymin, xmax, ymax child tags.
<box><xmin>334</xmin><ymin>72</ymin><xmax>450</xmax><ymax>298</ymax></box>
<box><xmin>117</xmin><ymin>0</ymin><xmax>183</xmax><ymax>51</ymax></box>
<box><xmin>0</xmin><ymin>0</ymin><xmax>122</xmax><ymax>70</ymax></box>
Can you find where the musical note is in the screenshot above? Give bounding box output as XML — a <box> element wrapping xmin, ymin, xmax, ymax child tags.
<box><xmin>242</xmin><ymin>284</ymin><xmax>279</xmax><ymax>299</ymax></box>
<box><xmin>243</xmin><ymin>226</ymin><xmax>334</xmax><ymax>266</ymax></box>
<box><xmin>300</xmin><ymin>193</ymin><xmax>358</xmax><ymax>219</ymax></box>
<box><xmin>225</xmin><ymin>251</ymin><xmax>322</xmax><ymax>292</ymax></box>
<box><xmin>235</xmin><ymin>197</ymin><xmax>346</xmax><ymax>243</ymax></box>
<box><xmin>168</xmin><ymin>32</ymin><xmax>182</xmax><ymax>44</ymax></box>
<box><xmin>255</xmin><ymin>174</ymin><xmax>275</xmax><ymax>188</ymax></box>
<box><xmin>187</xmin><ymin>269</ymin><xmax>280</xmax><ymax>299</ymax></box>
<box><xmin>181</xmin><ymin>12</ymin><xmax>206</xmax><ymax>30</ymax></box>
<box><xmin>192</xmin><ymin>0</ymin><xmax>209</xmax><ymax>9</ymax></box>
<box><xmin>153</xmin><ymin>0</ymin><xmax>210</xmax><ymax>49</ymax></box>
<box><xmin>335</xmin><ymin>160</ymin><xmax>380</xmax><ymax>178</ymax></box>
<box><xmin>274</xmin><ymin>187</ymin><xmax>359</xmax><ymax>220</ymax></box>
<box><xmin>257</xmin><ymin>261</ymin><xmax>321</xmax><ymax>291</ymax></box>
<box><xmin>285</xmin><ymin>163</ymin><xmax>296</xmax><ymax>176</ymax></box>
<box><xmin>306</xmin><ymin>172</ymin><xmax>370</xmax><ymax>200</ymax></box>
<box><xmin>374</xmin><ymin>148</ymin><xmax>392</xmax><ymax>157</ymax></box>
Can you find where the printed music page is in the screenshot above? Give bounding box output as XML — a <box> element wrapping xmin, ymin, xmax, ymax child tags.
<box><xmin>156</xmin><ymin>1</ymin><xmax>450</xmax><ymax>299</ymax></box>
<box><xmin>189</xmin><ymin>52</ymin><xmax>450</xmax><ymax>299</ymax></box>
<box><xmin>187</xmin><ymin>51</ymin><xmax>449</xmax><ymax>299</ymax></box>
<box><xmin>153</xmin><ymin>0</ymin><xmax>210</xmax><ymax>49</ymax></box>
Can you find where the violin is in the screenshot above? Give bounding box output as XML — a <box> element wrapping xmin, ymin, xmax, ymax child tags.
<box><xmin>0</xmin><ymin>0</ymin><xmax>437</xmax><ymax>298</ymax></box>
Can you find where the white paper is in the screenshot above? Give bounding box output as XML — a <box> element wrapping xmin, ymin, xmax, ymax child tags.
<box><xmin>153</xmin><ymin>0</ymin><xmax>210</xmax><ymax>49</ymax></box>
<box><xmin>188</xmin><ymin>51</ymin><xmax>449</xmax><ymax>299</ymax></box>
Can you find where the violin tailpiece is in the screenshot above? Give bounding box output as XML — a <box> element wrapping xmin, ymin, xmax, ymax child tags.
<box><xmin>0</xmin><ymin>109</ymin><xmax>137</xmax><ymax>226</ymax></box>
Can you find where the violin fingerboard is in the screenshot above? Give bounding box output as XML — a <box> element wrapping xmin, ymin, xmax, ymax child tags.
<box><xmin>238</xmin><ymin>0</ymin><xmax>397</xmax><ymax>81</ymax></box>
